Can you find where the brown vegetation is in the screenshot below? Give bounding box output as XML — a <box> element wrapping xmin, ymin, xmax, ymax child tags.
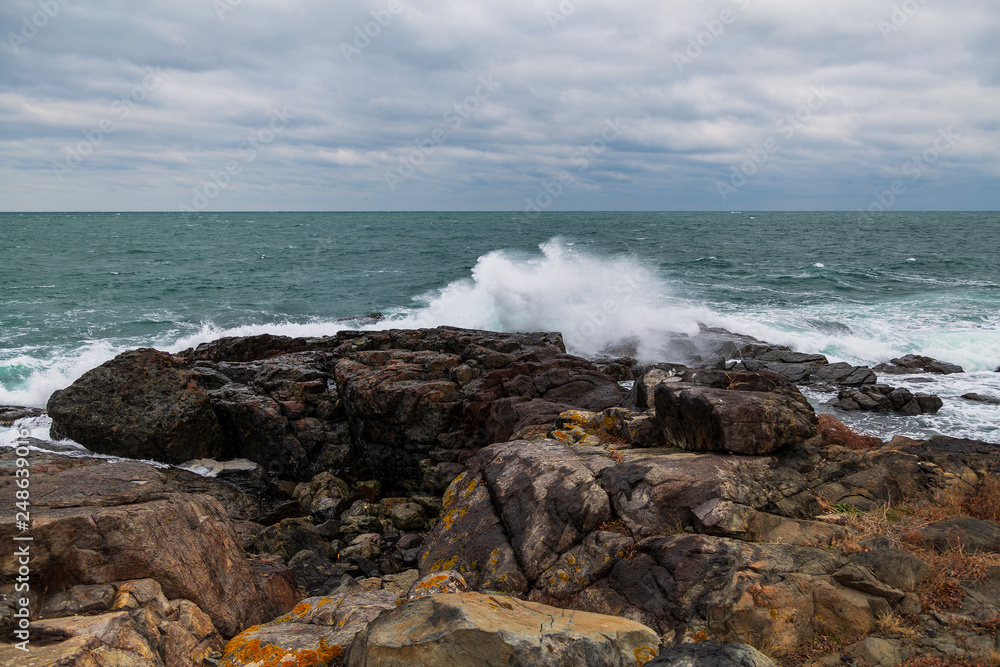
<box><xmin>817</xmin><ymin>413</ymin><xmax>883</xmax><ymax>450</ymax></box>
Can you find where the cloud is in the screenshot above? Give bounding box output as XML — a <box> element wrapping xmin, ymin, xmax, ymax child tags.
<box><xmin>1</xmin><ymin>0</ymin><xmax>998</xmax><ymax>211</ymax></box>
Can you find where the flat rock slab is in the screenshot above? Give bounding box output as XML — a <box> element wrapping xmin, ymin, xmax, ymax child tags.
<box><xmin>347</xmin><ymin>592</ymin><xmax>660</xmax><ymax>666</ymax></box>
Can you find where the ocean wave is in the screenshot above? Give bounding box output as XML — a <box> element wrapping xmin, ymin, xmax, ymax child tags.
<box><xmin>2</xmin><ymin>238</ymin><xmax>1000</xmax><ymax>416</ymax></box>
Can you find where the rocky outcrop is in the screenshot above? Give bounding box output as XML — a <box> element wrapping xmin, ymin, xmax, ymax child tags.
<box><xmin>348</xmin><ymin>592</ymin><xmax>660</xmax><ymax>666</ymax></box>
<box><xmin>652</xmin><ymin>369</ymin><xmax>819</xmax><ymax>455</ymax></box>
<box><xmin>416</xmin><ymin>437</ymin><xmax>892</xmax><ymax>649</ymax></box>
<box><xmin>0</xmin><ymin>453</ymin><xmax>297</xmax><ymax>638</ymax></box>
<box><xmin>831</xmin><ymin>384</ymin><xmax>943</xmax><ymax>415</ymax></box>
<box><xmin>46</xmin><ymin>328</ymin><xmax>625</xmax><ymax>493</ymax></box>
<box><xmin>873</xmin><ymin>354</ymin><xmax>964</xmax><ymax>375</ymax></box>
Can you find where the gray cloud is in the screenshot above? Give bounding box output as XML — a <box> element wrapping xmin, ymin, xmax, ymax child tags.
<box><xmin>1</xmin><ymin>0</ymin><xmax>998</xmax><ymax>211</ymax></box>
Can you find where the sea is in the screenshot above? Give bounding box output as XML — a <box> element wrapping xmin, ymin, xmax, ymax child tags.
<box><xmin>2</xmin><ymin>211</ymin><xmax>999</xmax><ymax>454</ymax></box>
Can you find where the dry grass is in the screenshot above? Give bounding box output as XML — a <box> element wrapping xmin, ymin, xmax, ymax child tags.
<box><xmin>817</xmin><ymin>413</ymin><xmax>884</xmax><ymax>450</ymax></box>
<box><xmin>965</xmin><ymin>473</ymin><xmax>1000</xmax><ymax>523</ymax></box>
<box><xmin>875</xmin><ymin>610</ymin><xmax>923</xmax><ymax>642</ymax></box>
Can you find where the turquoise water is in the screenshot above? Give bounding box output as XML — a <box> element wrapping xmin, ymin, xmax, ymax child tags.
<box><xmin>2</xmin><ymin>211</ymin><xmax>999</xmax><ymax>442</ymax></box>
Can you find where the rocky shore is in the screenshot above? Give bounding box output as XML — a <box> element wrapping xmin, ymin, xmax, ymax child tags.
<box><xmin>1</xmin><ymin>326</ymin><xmax>998</xmax><ymax>666</ymax></box>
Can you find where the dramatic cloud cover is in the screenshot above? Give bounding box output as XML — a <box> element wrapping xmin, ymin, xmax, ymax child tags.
<box><xmin>2</xmin><ymin>0</ymin><xmax>998</xmax><ymax>211</ymax></box>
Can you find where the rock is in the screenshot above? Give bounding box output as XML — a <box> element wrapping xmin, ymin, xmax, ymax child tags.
<box><xmin>918</xmin><ymin>517</ymin><xmax>1000</xmax><ymax>554</ymax></box>
<box><xmin>962</xmin><ymin>393</ymin><xmax>1000</xmax><ymax>405</ymax></box>
<box><xmin>408</xmin><ymin>570</ymin><xmax>468</xmax><ymax>599</ymax></box>
<box><xmin>652</xmin><ymin>370</ymin><xmax>819</xmax><ymax>455</ymax></box>
<box><xmin>850</xmin><ymin>549</ymin><xmax>931</xmax><ymax>592</ymax></box>
<box><xmin>39</xmin><ymin>583</ymin><xmax>116</xmax><ymax>618</ymax></box>
<box><xmin>0</xmin><ymin>580</ymin><xmax>224</xmax><ymax>667</ymax></box>
<box><xmin>648</xmin><ymin>641</ymin><xmax>777</xmax><ymax>666</ymax></box>
<box><xmin>288</xmin><ymin>550</ymin><xmax>341</xmax><ymax>596</ymax></box>
<box><xmin>294</xmin><ymin>471</ymin><xmax>351</xmax><ymax>520</ymax></box>
<box><xmin>0</xmin><ymin>458</ymin><xmax>294</xmax><ymax>637</ymax></box>
<box><xmin>831</xmin><ymin>385</ymin><xmax>942</xmax><ymax>415</ymax></box>
<box><xmin>873</xmin><ymin>354</ymin><xmax>964</xmax><ymax>375</ymax></box>
<box><xmin>220</xmin><ymin>589</ymin><xmax>400</xmax><ymax>667</ymax></box>
<box><xmin>593</xmin><ymin>356</ymin><xmax>638</xmax><ymax>382</ymax></box>
<box><xmin>249</xmin><ymin>516</ymin><xmax>335</xmax><ymax>561</ymax></box>
<box><xmin>47</xmin><ymin>348</ymin><xmax>226</xmax><ymax>463</ymax></box>
<box><xmin>848</xmin><ymin>637</ymin><xmax>902</xmax><ymax>667</ymax></box>
<box><xmin>390</xmin><ymin>501</ymin><xmax>426</xmax><ymax>531</ymax></box>
<box><xmin>0</xmin><ymin>405</ymin><xmax>45</xmax><ymax>426</ymax></box>
<box><xmin>347</xmin><ymin>592</ymin><xmax>660</xmax><ymax>666</ymax></box>
<box><xmin>47</xmin><ymin>328</ymin><xmax>625</xmax><ymax>492</ymax></box>
<box><xmin>418</xmin><ymin>439</ymin><xmax>881</xmax><ymax>649</ymax></box>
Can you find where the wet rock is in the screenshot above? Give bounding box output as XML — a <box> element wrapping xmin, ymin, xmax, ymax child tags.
<box><xmin>831</xmin><ymin>385</ymin><xmax>942</xmax><ymax>415</ymax></box>
<box><xmin>347</xmin><ymin>592</ymin><xmax>660</xmax><ymax>666</ymax></box>
<box><xmin>962</xmin><ymin>393</ymin><xmax>1000</xmax><ymax>405</ymax></box>
<box><xmin>0</xmin><ymin>405</ymin><xmax>45</xmax><ymax>426</ymax></box>
<box><xmin>874</xmin><ymin>354</ymin><xmax>964</xmax><ymax>375</ymax></box>
<box><xmin>47</xmin><ymin>348</ymin><xmax>226</xmax><ymax>463</ymax></box>
<box><xmin>593</xmin><ymin>356</ymin><xmax>638</xmax><ymax>382</ymax></box>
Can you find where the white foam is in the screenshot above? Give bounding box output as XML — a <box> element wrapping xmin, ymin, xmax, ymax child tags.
<box><xmin>378</xmin><ymin>239</ymin><xmax>708</xmax><ymax>359</ymax></box>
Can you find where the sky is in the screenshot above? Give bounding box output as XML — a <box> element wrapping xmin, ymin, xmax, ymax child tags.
<box><xmin>1</xmin><ymin>0</ymin><xmax>998</xmax><ymax>212</ymax></box>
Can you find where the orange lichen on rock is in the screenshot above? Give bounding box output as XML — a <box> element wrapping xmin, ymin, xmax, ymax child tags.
<box><xmin>221</xmin><ymin>634</ymin><xmax>343</xmax><ymax>667</ymax></box>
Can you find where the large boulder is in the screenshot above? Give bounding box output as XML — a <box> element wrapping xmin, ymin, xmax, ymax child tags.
<box><xmin>651</xmin><ymin>370</ymin><xmax>819</xmax><ymax>455</ymax></box>
<box><xmin>47</xmin><ymin>348</ymin><xmax>226</xmax><ymax>463</ymax></box>
<box><xmin>347</xmin><ymin>592</ymin><xmax>660</xmax><ymax>666</ymax></box>
<box><xmin>0</xmin><ymin>456</ymin><xmax>297</xmax><ymax>637</ymax></box>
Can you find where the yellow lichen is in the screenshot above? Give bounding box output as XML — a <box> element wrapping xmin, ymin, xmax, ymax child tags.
<box><xmin>464</xmin><ymin>478</ymin><xmax>476</xmax><ymax>498</ymax></box>
<box><xmin>634</xmin><ymin>646</ymin><xmax>658</xmax><ymax>665</ymax></box>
